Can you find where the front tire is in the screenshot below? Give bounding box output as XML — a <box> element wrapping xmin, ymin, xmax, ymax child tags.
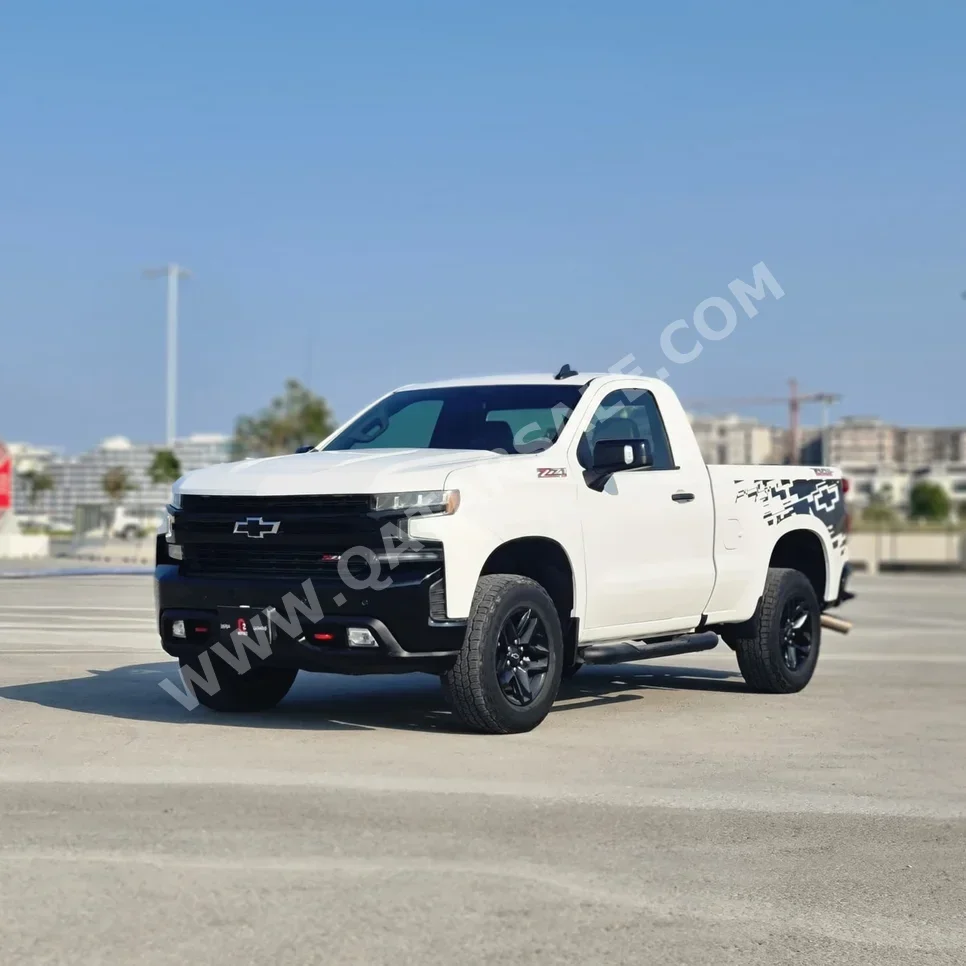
<box><xmin>733</xmin><ymin>567</ymin><xmax>821</xmax><ymax>694</ymax></box>
<box><xmin>442</xmin><ymin>574</ymin><xmax>564</xmax><ymax>734</ymax></box>
<box><xmin>178</xmin><ymin>656</ymin><xmax>298</xmax><ymax>712</ymax></box>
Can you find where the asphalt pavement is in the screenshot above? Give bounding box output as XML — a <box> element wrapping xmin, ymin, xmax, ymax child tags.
<box><xmin>0</xmin><ymin>572</ymin><xmax>964</xmax><ymax>965</ymax></box>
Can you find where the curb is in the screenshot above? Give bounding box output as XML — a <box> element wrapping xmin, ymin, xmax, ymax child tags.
<box><xmin>67</xmin><ymin>553</ymin><xmax>153</xmax><ymax>565</ymax></box>
<box><xmin>0</xmin><ymin>567</ymin><xmax>154</xmax><ymax>579</ymax></box>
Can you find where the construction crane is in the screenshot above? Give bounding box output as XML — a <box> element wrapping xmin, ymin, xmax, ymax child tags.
<box><xmin>684</xmin><ymin>379</ymin><xmax>842</xmax><ymax>464</ymax></box>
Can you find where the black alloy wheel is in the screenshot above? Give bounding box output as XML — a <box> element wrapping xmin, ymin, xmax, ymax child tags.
<box><xmin>733</xmin><ymin>567</ymin><xmax>822</xmax><ymax>694</ymax></box>
<box><xmin>495</xmin><ymin>606</ymin><xmax>551</xmax><ymax>707</ymax></box>
<box><xmin>441</xmin><ymin>573</ymin><xmax>564</xmax><ymax>734</ymax></box>
<box><xmin>779</xmin><ymin>596</ymin><xmax>814</xmax><ymax>671</ymax></box>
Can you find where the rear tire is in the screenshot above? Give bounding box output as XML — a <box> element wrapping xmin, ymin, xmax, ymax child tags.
<box><xmin>441</xmin><ymin>574</ymin><xmax>564</xmax><ymax>734</ymax></box>
<box><xmin>733</xmin><ymin>567</ymin><xmax>821</xmax><ymax>694</ymax></box>
<box><xmin>178</xmin><ymin>656</ymin><xmax>298</xmax><ymax>712</ymax></box>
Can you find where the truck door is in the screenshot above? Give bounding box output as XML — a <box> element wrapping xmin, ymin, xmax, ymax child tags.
<box><xmin>573</xmin><ymin>386</ymin><xmax>716</xmax><ymax>638</ymax></box>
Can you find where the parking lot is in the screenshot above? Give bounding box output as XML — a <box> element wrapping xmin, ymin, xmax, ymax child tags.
<box><xmin>0</xmin><ymin>572</ymin><xmax>964</xmax><ymax>965</ymax></box>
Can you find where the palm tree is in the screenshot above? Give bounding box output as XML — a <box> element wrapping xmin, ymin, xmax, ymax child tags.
<box><xmin>148</xmin><ymin>449</ymin><xmax>182</xmax><ymax>485</ymax></box>
<box><xmin>233</xmin><ymin>379</ymin><xmax>336</xmax><ymax>458</ymax></box>
<box><xmin>102</xmin><ymin>467</ymin><xmax>137</xmax><ymax>533</ymax></box>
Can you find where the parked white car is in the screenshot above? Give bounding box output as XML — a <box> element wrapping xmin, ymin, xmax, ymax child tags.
<box><xmin>157</xmin><ymin>367</ymin><xmax>852</xmax><ymax>733</ymax></box>
<box><xmin>112</xmin><ymin>506</ymin><xmax>165</xmax><ymax>541</ymax></box>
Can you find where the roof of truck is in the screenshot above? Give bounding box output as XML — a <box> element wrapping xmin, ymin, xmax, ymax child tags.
<box><xmin>397</xmin><ymin>371</ymin><xmax>664</xmax><ymax>391</ymax></box>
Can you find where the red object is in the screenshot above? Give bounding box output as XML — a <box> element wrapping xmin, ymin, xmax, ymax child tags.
<box><xmin>0</xmin><ymin>443</ymin><xmax>11</xmax><ymax>517</ymax></box>
<box><xmin>313</xmin><ymin>632</ymin><xmax>334</xmax><ymax>641</ymax></box>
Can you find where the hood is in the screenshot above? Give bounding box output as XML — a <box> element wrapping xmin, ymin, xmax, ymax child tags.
<box><xmin>176</xmin><ymin>448</ymin><xmax>503</xmax><ymax>498</ymax></box>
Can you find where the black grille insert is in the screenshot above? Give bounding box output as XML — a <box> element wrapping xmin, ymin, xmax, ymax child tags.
<box><xmin>180</xmin><ymin>493</ymin><xmax>370</xmax><ymax>514</ymax></box>
<box><xmin>181</xmin><ymin>545</ymin><xmax>374</xmax><ymax>579</ymax></box>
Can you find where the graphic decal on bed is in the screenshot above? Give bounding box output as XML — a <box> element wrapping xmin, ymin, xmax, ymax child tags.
<box><xmin>734</xmin><ymin>478</ymin><xmax>847</xmax><ymax>552</ymax></box>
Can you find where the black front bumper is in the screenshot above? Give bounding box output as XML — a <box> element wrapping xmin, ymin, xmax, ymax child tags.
<box><xmin>155</xmin><ymin>562</ymin><xmax>466</xmax><ymax>676</ymax></box>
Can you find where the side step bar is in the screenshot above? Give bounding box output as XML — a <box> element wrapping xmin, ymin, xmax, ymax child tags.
<box><xmin>579</xmin><ymin>631</ymin><xmax>720</xmax><ymax>667</ymax></box>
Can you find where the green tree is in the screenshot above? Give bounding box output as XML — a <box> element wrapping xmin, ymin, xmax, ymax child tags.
<box><xmin>20</xmin><ymin>469</ymin><xmax>55</xmax><ymax>506</ymax></box>
<box><xmin>861</xmin><ymin>493</ymin><xmax>896</xmax><ymax>526</ymax></box>
<box><xmin>232</xmin><ymin>379</ymin><xmax>336</xmax><ymax>458</ymax></box>
<box><xmin>148</xmin><ymin>449</ymin><xmax>182</xmax><ymax>485</ymax></box>
<box><xmin>908</xmin><ymin>481</ymin><xmax>951</xmax><ymax>522</ymax></box>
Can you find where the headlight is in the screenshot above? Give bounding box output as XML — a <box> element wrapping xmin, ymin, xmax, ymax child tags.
<box><xmin>371</xmin><ymin>490</ymin><xmax>460</xmax><ymax>515</ymax></box>
<box><xmin>164</xmin><ymin>509</ymin><xmax>176</xmax><ymax>542</ymax></box>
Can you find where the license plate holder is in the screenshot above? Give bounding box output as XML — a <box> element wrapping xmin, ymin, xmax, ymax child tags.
<box><xmin>217</xmin><ymin>606</ymin><xmax>275</xmax><ymax>647</ymax></box>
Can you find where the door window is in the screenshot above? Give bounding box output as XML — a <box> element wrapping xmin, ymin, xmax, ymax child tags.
<box><xmin>581</xmin><ymin>389</ymin><xmax>675</xmax><ymax>470</ymax></box>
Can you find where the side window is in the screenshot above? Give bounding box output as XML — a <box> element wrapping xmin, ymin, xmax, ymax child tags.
<box><xmin>581</xmin><ymin>389</ymin><xmax>675</xmax><ymax>470</ymax></box>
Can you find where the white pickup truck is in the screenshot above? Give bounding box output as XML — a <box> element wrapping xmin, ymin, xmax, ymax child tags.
<box><xmin>157</xmin><ymin>367</ymin><xmax>853</xmax><ymax>733</ymax></box>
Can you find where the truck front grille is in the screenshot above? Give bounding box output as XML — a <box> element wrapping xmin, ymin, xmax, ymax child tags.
<box><xmin>173</xmin><ymin>494</ymin><xmax>441</xmax><ymax>580</ymax></box>
<box><xmin>180</xmin><ymin>494</ymin><xmax>371</xmax><ymax>514</ymax></box>
<box><xmin>180</xmin><ymin>545</ymin><xmax>375</xmax><ymax>579</ymax></box>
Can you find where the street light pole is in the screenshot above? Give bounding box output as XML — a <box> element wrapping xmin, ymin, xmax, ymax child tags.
<box><xmin>812</xmin><ymin>392</ymin><xmax>841</xmax><ymax>466</ymax></box>
<box><xmin>144</xmin><ymin>264</ymin><xmax>190</xmax><ymax>447</ymax></box>
<box><xmin>821</xmin><ymin>399</ymin><xmax>830</xmax><ymax>466</ymax></box>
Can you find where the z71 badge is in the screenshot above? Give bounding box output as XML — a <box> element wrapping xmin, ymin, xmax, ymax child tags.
<box><xmin>537</xmin><ymin>468</ymin><xmax>567</xmax><ymax>478</ymax></box>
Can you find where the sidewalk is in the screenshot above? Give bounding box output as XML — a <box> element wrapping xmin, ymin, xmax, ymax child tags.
<box><xmin>0</xmin><ymin>538</ymin><xmax>155</xmax><ymax>578</ymax></box>
<box><xmin>0</xmin><ymin>557</ymin><xmax>153</xmax><ymax>578</ymax></box>
<box><xmin>62</xmin><ymin>537</ymin><xmax>155</xmax><ymax>566</ymax></box>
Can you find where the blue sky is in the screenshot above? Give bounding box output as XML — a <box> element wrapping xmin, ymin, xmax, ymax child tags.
<box><xmin>2</xmin><ymin>1</ymin><xmax>964</xmax><ymax>451</ymax></box>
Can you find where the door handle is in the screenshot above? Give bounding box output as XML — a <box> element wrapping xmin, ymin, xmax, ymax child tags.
<box><xmin>671</xmin><ymin>491</ymin><xmax>695</xmax><ymax>503</ymax></box>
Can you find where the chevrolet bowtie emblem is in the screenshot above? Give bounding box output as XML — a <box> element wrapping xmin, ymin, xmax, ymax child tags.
<box><xmin>233</xmin><ymin>517</ymin><xmax>281</xmax><ymax>539</ymax></box>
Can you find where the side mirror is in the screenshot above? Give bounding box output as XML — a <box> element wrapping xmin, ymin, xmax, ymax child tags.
<box><xmin>593</xmin><ymin>438</ymin><xmax>652</xmax><ymax>472</ymax></box>
<box><xmin>586</xmin><ymin>438</ymin><xmax>652</xmax><ymax>490</ymax></box>
<box><xmin>295</xmin><ymin>444</ymin><xmax>315</xmax><ymax>454</ymax></box>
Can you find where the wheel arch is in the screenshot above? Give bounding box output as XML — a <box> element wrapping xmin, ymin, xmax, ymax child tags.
<box><xmin>768</xmin><ymin>526</ymin><xmax>829</xmax><ymax>603</ymax></box>
<box><xmin>479</xmin><ymin>536</ymin><xmax>579</xmax><ymax>667</ymax></box>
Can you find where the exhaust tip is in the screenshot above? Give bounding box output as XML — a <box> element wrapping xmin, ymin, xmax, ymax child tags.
<box><xmin>821</xmin><ymin>613</ymin><xmax>852</xmax><ymax>634</ymax></box>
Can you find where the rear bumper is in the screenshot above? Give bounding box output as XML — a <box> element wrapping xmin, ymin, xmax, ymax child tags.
<box><xmin>155</xmin><ymin>563</ymin><xmax>466</xmax><ymax>675</ymax></box>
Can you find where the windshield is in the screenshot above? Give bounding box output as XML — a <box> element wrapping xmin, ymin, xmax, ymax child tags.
<box><xmin>323</xmin><ymin>384</ymin><xmax>583</xmax><ymax>453</ymax></box>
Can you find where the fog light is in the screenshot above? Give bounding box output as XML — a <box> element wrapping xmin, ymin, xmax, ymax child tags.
<box><xmin>172</xmin><ymin>619</ymin><xmax>186</xmax><ymax>639</ymax></box>
<box><xmin>346</xmin><ymin>627</ymin><xmax>378</xmax><ymax>648</ymax></box>
<box><xmin>169</xmin><ymin>544</ymin><xmax>183</xmax><ymax>561</ymax></box>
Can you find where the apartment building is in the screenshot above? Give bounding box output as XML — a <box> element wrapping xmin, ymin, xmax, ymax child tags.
<box><xmin>11</xmin><ymin>433</ymin><xmax>231</xmax><ymax>527</ymax></box>
<box><xmin>896</xmin><ymin>428</ymin><xmax>966</xmax><ymax>466</ymax></box>
<box><xmin>825</xmin><ymin>418</ymin><xmax>897</xmax><ymax>467</ymax></box>
<box><xmin>819</xmin><ymin>422</ymin><xmax>966</xmax><ymax>512</ymax></box>
<box><xmin>687</xmin><ymin>414</ymin><xmax>785</xmax><ymax>465</ymax></box>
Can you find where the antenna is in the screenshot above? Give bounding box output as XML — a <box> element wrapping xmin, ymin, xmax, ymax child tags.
<box><xmin>554</xmin><ymin>364</ymin><xmax>578</xmax><ymax>380</ymax></box>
